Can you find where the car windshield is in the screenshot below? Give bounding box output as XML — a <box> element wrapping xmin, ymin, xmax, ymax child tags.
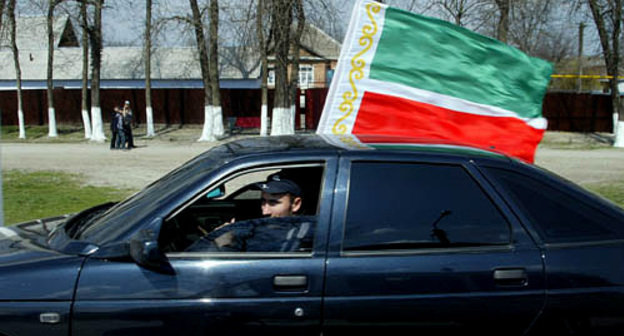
<box><xmin>71</xmin><ymin>146</ymin><xmax>232</xmax><ymax>245</ymax></box>
<box><xmin>64</xmin><ymin>136</ymin><xmax>336</xmax><ymax>246</ymax></box>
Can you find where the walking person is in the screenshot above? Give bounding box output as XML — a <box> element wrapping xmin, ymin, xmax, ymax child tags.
<box><xmin>122</xmin><ymin>101</ymin><xmax>135</xmax><ymax>149</ymax></box>
<box><xmin>109</xmin><ymin>107</ymin><xmax>119</xmax><ymax>150</ymax></box>
<box><xmin>114</xmin><ymin>107</ymin><xmax>126</xmax><ymax>150</ymax></box>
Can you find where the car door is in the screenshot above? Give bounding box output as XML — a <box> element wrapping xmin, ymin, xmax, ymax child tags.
<box><xmin>481</xmin><ymin>164</ymin><xmax>624</xmax><ymax>335</ymax></box>
<box><xmin>322</xmin><ymin>153</ymin><xmax>545</xmax><ymax>335</ymax></box>
<box><xmin>71</xmin><ymin>156</ymin><xmax>337</xmax><ymax>336</ymax></box>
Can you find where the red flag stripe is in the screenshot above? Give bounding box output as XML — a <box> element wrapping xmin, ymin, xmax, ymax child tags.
<box><xmin>352</xmin><ymin>91</ymin><xmax>544</xmax><ymax>162</ymax></box>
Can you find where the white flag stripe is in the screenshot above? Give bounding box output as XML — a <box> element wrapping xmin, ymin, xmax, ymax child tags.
<box><xmin>317</xmin><ymin>0</ymin><xmax>387</xmax><ymax>134</ymax></box>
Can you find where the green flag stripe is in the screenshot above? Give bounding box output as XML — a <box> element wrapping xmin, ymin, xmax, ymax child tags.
<box><xmin>369</xmin><ymin>7</ymin><xmax>552</xmax><ymax>119</ymax></box>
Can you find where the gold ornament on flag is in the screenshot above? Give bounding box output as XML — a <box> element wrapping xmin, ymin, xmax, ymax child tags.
<box><xmin>332</xmin><ymin>2</ymin><xmax>381</xmax><ymax>135</ymax></box>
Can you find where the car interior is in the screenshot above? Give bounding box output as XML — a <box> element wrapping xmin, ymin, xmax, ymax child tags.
<box><xmin>159</xmin><ymin>165</ymin><xmax>324</xmax><ymax>253</ymax></box>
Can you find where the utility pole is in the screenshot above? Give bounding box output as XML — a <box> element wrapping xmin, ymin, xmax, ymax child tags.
<box><xmin>577</xmin><ymin>22</ymin><xmax>585</xmax><ymax>93</ymax></box>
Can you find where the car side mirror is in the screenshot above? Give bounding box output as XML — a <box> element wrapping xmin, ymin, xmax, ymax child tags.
<box><xmin>129</xmin><ymin>218</ymin><xmax>175</xmax><ymax>275</ymax></box>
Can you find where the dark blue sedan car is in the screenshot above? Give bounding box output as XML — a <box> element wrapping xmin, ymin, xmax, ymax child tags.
<box><xmin>1</xmin><ymin>134</ymin><xmax>624</xmax><ymax>336</ymax></box>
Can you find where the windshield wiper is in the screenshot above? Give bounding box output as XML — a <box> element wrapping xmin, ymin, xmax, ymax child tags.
<box><xmin>63</xmin><ymin>202</ymin><xmax>117</xmax><ymax>239</ymax></box>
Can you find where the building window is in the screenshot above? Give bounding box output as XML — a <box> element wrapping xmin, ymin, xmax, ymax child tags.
<box><xmin>299</xmin><ymin>65</ymin><xmax>314</xmax><ymax>87</ymax></box>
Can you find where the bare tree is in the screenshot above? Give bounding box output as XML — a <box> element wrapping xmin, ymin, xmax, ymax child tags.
<box><xmin>221</xmin><ymin>1</ymin><xmax>260</xmax><ymax>79</ymax></box>
<box><xmin>587</xmin><ymin>0</ymin><xmax>623</xmax><ymax>144</ymax></box>
<box><xmin>46</xmin><ymin>0</ymin><xmax>62</xmax><ymax>138</ymax></box>
<box><xmin>288</xmin><ymin>0</ymin><xmax>304</xmax><ymax>131</ymax></box>
<box><xmin>190</xmin><ymin>0</ymin><xmax>218</xmax><ymax>141</ymax></box>
<box><xmin>0</xmin><ymin>0</ymin><xmax>6</xmax><ymax>41</ymax></box>
<box><xmin>303</xmin><ymin>0</ymin><xmax>347</xmax><ymax>42</ymax></box>
<box><xmin>145</xmin><ymin>0</ymin><xmax>155</xmax><ymax>137</ymax></box>
<box><xmin>8</xmin><ymin>0</ymin><xmax>25</xmax><ymax>139</ymax></box>
<box><xmin>257</xmin><ymin>0</ymin><xmax>269</xmax><ymax>135</ymax></box>
<box><xmin>507</xmin><ymin>1</ymin><xmax>552</xmax><ymax>54</ymax></box>
<box><xmin>89</xmin><ymin>0</ymin><xmax>105</xmax><ymax>141</ymax></box>
<box><xmin>79</xmin><ymin>0</ymin><xmax>91</xmax><ymax>138</ymax></box>
<box><xmin>494</xmin><ymin>0</ymin><xmax>510</xmax><ymax>42</ymax></box>
<box><xmin>428</xmin><ymin>0</ymin><xmax>490</xmax><ymax>27</ymax></box>
<box><xmin>208</xmin><ymin>0</ymin><xmax>224</xmax><ymax>137</ymax></box>
<box><xmin>270</xmin><ymin>0</ymin><xmax>294</xmax><ymax>135</ymax></box>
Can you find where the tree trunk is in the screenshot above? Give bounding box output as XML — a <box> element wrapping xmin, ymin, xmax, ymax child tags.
<box><xmin>190</xmin><ymin>0</ymin><xmax>216</xmax><ymax>142</ymax></box>
<box><xmin>145</xmin><ymin>0</ymin><xmax>155</xmax><ymax>137</ymax></box>
<box><xmin>288</xmin><ymin>0</ymin><xmax>304</xmax><ymax>132</ymax></box>
<box><xmin>494</xmin><ymin>0</ymin><xmax>510</xmax><ymax>43</ymax></box>
<box><xmin>257</xmin><ymin>0</ymin><xmax>269</xmax><ymax>136</ymax></box>
<box><xmin>0</xmin><ymin>0</ymin><xmax>6</xmax><ymax>50</ymax></box>
<box><xmin>89</xmin><ymin>0</ymin><xmax>105</xmax><ymax>142</ymax></box>
<box><xmin>80</xmin><ymin>0</ymin><xmax>91</xmax><ymax>138</ymax></box>
<box><xmin>270</xmin><ymin>0</ymin><xmax>294</xmax><ymax>135</ymax></box>
<box><xmin>46</xmin><ymin>0</ymin><xmax>58</xmax><ymax>137</ymax></box>
<box><xmin>8</xmin><ymin>0</ymin><xmax>25</xmax><ymax>139</ymax></box>
<box><xmin>587</xmin><ymin>0</ymin><xmax>623</xmax><ymax>145</ymax></box>
<box><xmin>208</xmin><ymin>0</ymin><xmax>224</xmax><ymax>137</ymax></box>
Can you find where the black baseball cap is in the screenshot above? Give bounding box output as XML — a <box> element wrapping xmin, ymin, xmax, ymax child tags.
<box><xmin>255</xmin><ymin>173</ymin><xmax>302</xmax><ymax>197</ymax></box>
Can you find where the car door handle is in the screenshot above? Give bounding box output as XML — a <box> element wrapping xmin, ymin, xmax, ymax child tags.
<box><xmin>273</xmin><ymin>275</ymin><xmax>308</xmax><ymax>290</ymax></box>
<box><xmin>493</xmin><ymin>268</ymin><xmax>528</xmax><ymax>287</ymax></box>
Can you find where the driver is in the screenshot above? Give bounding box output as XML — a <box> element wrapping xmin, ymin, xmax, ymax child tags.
<box><xmin>186</xmin><ymin>173</ymin><xmax>312</xmax><ymax>252</ymax></box>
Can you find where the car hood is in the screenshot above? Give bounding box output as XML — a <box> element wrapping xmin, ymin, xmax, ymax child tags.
<box><xmin>0</xmin><ymin>220</ymin><xmax>86</xmax><ymax>301</ymax></box>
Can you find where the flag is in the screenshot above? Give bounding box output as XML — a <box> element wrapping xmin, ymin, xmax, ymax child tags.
<box><xmin>316</xmin><ymin>0</ymin><xmax>553</xmax><ymax>163</ymax></box>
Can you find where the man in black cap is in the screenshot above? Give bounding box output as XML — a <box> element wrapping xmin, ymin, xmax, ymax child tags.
<box><xmin>256</xmin><ymin>173</ymin><xmax>302</xmax><ymax>218</ymax></box>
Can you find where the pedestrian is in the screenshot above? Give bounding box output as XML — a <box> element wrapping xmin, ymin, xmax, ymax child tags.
<box><xmin>109</xmin><ymin>107</ymin><xmax>119</xmax><ymax>150</ymax></box>
<box><xmin>114</xmin><ymin>107</ymin><xmax>126</xmax><ymax>150</ymax></box>
<box><xmin>122</xmin><ymin>100</ymin><xmax>135</xmax><ymax>149</ymax></box>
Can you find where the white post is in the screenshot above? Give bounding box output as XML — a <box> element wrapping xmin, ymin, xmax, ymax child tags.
<box><xmin>17</xmin><ymin>108</ymin><xmax>25</xmax><ymax>139</ymax></box>
<box><xmin>213</xmin><ymin>105</ymin><xmax>224</xmax><ymax>137</ymax></box>
<box><xmin>614</xmin><ymin>120</ymin><xmax>624</xmax><ymax>147</ymax></box>
<box><xmin>145</xmin><ymin>106</ymin><xmax>155</xmax><ymax>137</ymax></box>
<box><xmin>198</xmin><ymin>105</ymin><xmax>216</xmax><ymax>142</ymax></box>
<box><xmin>260</xmin><ymin>104</ymin><xmax>268</xmax><ymax>136</ymax></box>
<box><xmin>48</xmin><ymin>107</ymin><xmax>58</xmax><ymax>137</ymax></box>
<box><xmin>89</xmin><ymin>106</ymin><xmax>106</xmax><ymax>142</ymax></box>
<box><xmin>81</xmin><ymin>109</ymin><xmax>92</xmax><ymax>139</ymax></box>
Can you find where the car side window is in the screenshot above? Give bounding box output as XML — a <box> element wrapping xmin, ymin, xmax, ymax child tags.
<box><xmin>342</xmin><ymin>162</ymin><xmax>510</xmax><ymax>252</ymax></box>
<box><xmin>484</xmin><ymin>167</ymin><xmax>624</xmax><ymax>244</ymax></box>
<box><xmin>160</xmin><ymin>164</ymin><xmax>324</xmax><ymax>254</ymax></box>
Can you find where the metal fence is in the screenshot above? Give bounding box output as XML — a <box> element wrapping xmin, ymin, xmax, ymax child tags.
<box><xmin>0</xmin><ymin>88</ymin><xmax>614</xmax><ymax>132</ymax></box>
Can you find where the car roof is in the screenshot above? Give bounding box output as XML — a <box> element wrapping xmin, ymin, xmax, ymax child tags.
<box><xmin>204</xmin><ymin>134</ymin><xmax>512</xmax><ymax>162</ymax></box>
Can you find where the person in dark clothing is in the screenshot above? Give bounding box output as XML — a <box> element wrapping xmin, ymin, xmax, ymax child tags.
<box><xmin>109</xmin><ymin>108</ymin><xmax>119</xmax><ymax>149</ymax></box>
<box><xmin>114</xmin><ymin>108</ymin><xmax>126</xmax><ymax>149</ymax></box>
<box><xmin>122</xmin><ymin>101</ymin><xmax>135</xmax><ymax>149</ymax></box>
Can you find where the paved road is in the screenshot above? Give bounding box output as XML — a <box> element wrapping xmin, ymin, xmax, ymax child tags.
<box><xmin>2</xmin><ymin>140</ymin><xmax>624</xmax><ymax>190</ymax></box>
<box><xmin>1</xmin><ymin>142</ymin><xmax>212</xmax><ymax>190</ymax></box>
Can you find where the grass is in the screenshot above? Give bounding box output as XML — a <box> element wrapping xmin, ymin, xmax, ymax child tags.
<box><xmin>0</xmin><ymin>124</ymin><xmax>259</xmax><ymax>144</ymax></box>
<box><xmin>585</xmin><ymin>182</ymin><xmax>624</xmax><ymax>209</ymax></box>
<box><xmin>2</xmin><ymin>170</ymin><xmax>135</xmax><ymax>225</ymax></box>
<box><xmin>539</xmin><ymin>131</ymin><xmax>614</xmax><ymax>150</ymax></box>
<box><xmin>1</xmin><ymin>125</ymin><xmax>90</xmax><ymax>143</ymax></box>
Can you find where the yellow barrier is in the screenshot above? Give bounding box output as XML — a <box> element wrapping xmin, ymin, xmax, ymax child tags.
<box><xmin>551</xmin><ymin>74</ymin><xmax>624</xmax><ymax>79</ymax></box>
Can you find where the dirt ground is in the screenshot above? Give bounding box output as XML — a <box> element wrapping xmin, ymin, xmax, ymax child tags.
<box><xmin>2</xmin><ymin>132</ymin><xmax>624</xmax><ymax>190</ymax></box>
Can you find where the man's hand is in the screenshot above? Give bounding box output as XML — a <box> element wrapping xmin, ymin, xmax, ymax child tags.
<box><xmin>213</xmin><ymin>218</ymin><xmax>235</xmax><ymax>231</ymax></box>
<box><xmin>214</xmin><ymin>231</ymin><xmax>235</xmax><ymax>248</ymax></box>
